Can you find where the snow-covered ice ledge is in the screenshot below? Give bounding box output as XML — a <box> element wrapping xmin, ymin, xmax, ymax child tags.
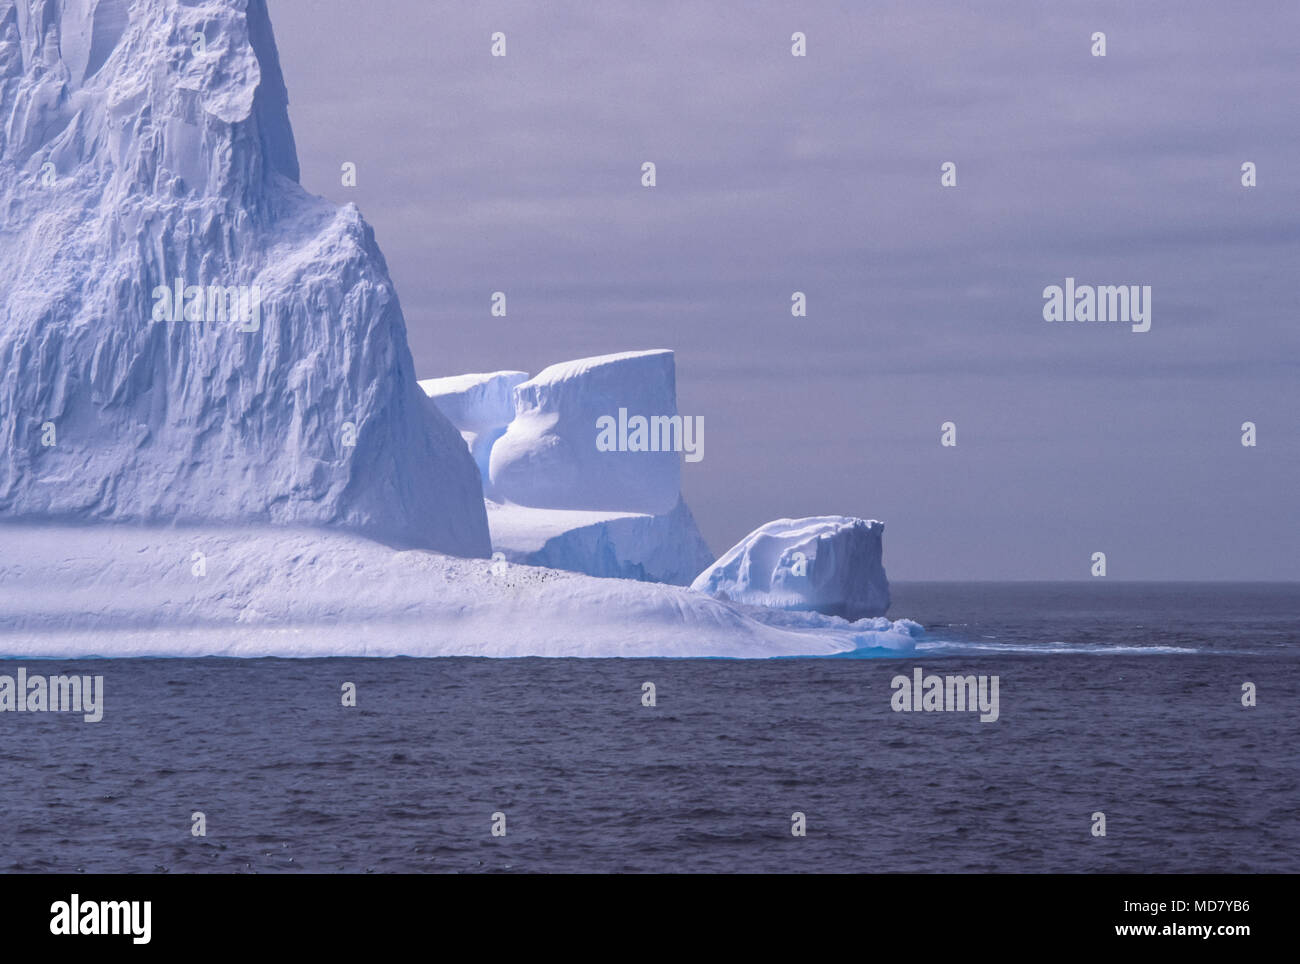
<box><xmin>0</xmin><ymin>526</ymin><xmax>920</xmax><ymax>659</ymax></box>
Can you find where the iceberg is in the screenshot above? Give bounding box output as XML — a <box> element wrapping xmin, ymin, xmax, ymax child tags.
<box><xmin>423</xmin><ymin>350</ymin><xmax>715</xmax><ymax>584</ymax></box>
<box><xmin>0</xmin><ymin>0</ymin><xmax>489</xmax><ymax>555</ymax></box>
<box><xmin>691</xmin><ymin>516</ymin><xmax>891</xmax><ymax>619</ymax></box>
<box><xmin>0</xmin><ymin>1</ymin><xmax>911</xmax><ymax>658</ymax></box>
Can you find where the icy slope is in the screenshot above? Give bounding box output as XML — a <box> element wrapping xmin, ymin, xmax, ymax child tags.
<box><xmin>0</xmin><ymin>0</ymin><xmax>488</xmax><ymax>555</ymax></box>
<box><xmin>489</xmin><ymin>350</ymin><xmax>683</xmax><ymax>515</ymax></box>
<box><xmin>0</xmin><ymin>525</ymin><xmax>920</xmax><ymax>658</ymax></box>
<box><xmin>692</xmin><ymin>517</ymin><xmax>891</xmax><ymax>619</ymax></box>
<box><xmin>487</xmin><ymin>497</ymin><xmax>714</xmax><ymax>585</ymax></box>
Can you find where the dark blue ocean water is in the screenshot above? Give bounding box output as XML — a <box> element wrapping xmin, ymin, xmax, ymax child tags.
<box><xmin>1</xmin><ymin>583</ymin><xmax>1296</xmax><ymax>873</ymax></box>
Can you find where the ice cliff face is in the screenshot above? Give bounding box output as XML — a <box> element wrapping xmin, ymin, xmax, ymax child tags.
<box><xmin>490</xmin><ymin>350</ymin><xmax>683</xmax><ymax>515</ymax></box>
<box><xmin>692</xmin><ymin>517</ymin><xmax>890</xmax><ymax>619</ymax></box>
<box><xmin>487</xmin><ymin>499</ymin><xmax>714</xmax><ymax>586</ymax></box>
<box><xmin>0</xmin><ymin>0</ymin><xmax>489</xmax><ymax>555</ymax></box>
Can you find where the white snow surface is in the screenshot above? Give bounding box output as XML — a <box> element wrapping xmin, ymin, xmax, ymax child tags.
<box><xmin>692</xmin><ymin>516</ymin><xmax>891</xmax><ymax>619</ymax></box>
<box><xmin>0</xmin><ymin>0</ymin><xmax>489</xmax><ymax>555</ymax></box>
<box><xmin>487</xmin><ymin>497</ymin><xmax>715</xmax><ymax>586</ymax></box>
<box><xmin>489</xmin><ymin>350</ymin><xmax>682</xmax><ymax>515</ymax></box>
<box><xmin>0</xmin><ymin>525</ymin><xmax>920</xmax><ymax>658</ymax></box>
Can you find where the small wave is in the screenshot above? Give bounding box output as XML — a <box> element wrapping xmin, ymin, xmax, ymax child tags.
<box><xmin>914</xmin><ymin>639</ymin><xmax>1203</xmax><ymax>656</ymax></box>
<box><xmin>780</xmin><ymin>619</ymin><xmax>1215</xmax><ymax>659</ymax></box>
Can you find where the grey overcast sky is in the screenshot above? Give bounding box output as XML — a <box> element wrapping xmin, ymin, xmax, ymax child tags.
<box><xmin>268</xmin><ymin>0</ymin><xmax>1299</xmax><ymax>580</ymax></box>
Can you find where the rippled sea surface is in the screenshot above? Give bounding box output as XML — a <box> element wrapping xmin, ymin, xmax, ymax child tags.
<box><xmin>2</xmin><ymin>583</ymin><xmax>1296</xmax><ymax>873</ymax></box>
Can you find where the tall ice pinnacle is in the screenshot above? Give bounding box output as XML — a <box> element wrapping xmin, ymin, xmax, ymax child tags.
<box><xmin>0</xmin><ymin>0</ymin><xmax>490</xmax><ymax>555</ymax></box>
